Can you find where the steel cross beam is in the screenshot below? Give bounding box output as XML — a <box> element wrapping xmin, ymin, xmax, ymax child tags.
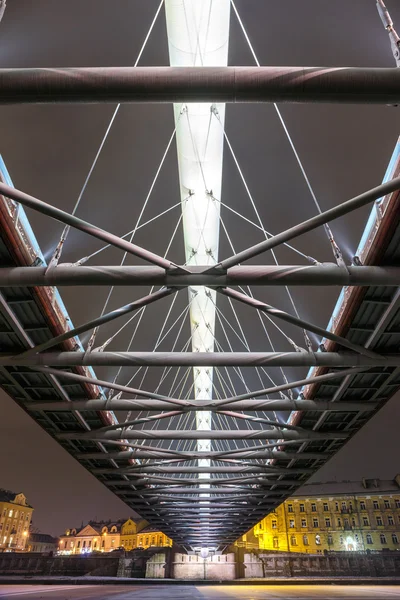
<box><xmin>4</xmin><ymin>351</ymin><xmax>398</xmax><ymax>367</ymax></box>
<box><xmin>59</xmin><ymin>428</ymin><xmax>346</xmax><ymax>441</ymax></box>
<box><xmin>2</xmin><ymin>66</ymin><xmax>400</xmax><ymax>104</ymax></box>
<box><xmin>76</xmin><ymin>449</ymin><xmax>327</xmax><ymax>460</ymax></box>
<box><xmin>27</xmin><ymin>398</ymin><xmax>378</xmax><ymax>413</ymax></box>
<box><xmin>0</xmin><ymin>265</ymin><xmax>399</xmax><ymax>287</ymax></box>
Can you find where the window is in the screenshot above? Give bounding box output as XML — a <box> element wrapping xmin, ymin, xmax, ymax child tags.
<box><xmin>384</xmin><ymin>500</ymin><xmax>390</xmax><ymax>509</ymax></box>
<box><xmin>273</xmin><ymin>537</ymin><xmax>279</xmax><ymax>549</ymax></box>
<box><xmin>325</xmin><ymin>518</ymin><xmax>331</xmax><ymax>527</ymax></box>
<box><xmin>301</xmin><ymin>519</ymin><xmax>307</xmax><ymax>528</ymax></box>
<box><xmin>83</xmin><ymin>541</ymin><xmax>86</xmax><ymax>548</ymax></box>
<box><xmin>313</xmin><ymin>518</ymin><xmax>319</xmax><ymax>528</ymax></box>
<box><xmin>392</xmin><ymin>534</ymin><xmax>398</xmax><ymax>545</ymax></box>
<box><xmin>303</xmin><ymin>535</ymin><xmax>309</xmax><ymax>545</ymax></box>
<box><xmin>271</xmin><ymin>520</ymin><xmax>277</xmax><ymax>529</ymax></box>
<box><xmin>287</xmin><ymin>504</ymin><xmax>294</xmax><ymax>513</ymax></box>
<box><xmin>360</xmin><ymin>501</ymin><xmax>366</xmax><ymax>510</ymax></box>
<box><xmin>380</xmin><ymin>534</ymin><xmax>387</xmax><ymax>545</ymax></box>
<box><xmin>335</xmin><ymin>502</ymin><xmax>339</xmax><ymax>511</ymax></box>
<box><xmin>376</xmin><ymin>516</ymin><xmax>383</xmax><ymax>526</ymax></box>
<box><xmin>395</xmin><ymin>499</ymin><xmax>400</xmax><ymax>509</ymax></box>
<box><xmin>349</xmin><ymin>502</ymin><xmax>353</xmax><ymax>511</ymax></box>
<box><xmin>151</xmin><ymin>537</ymin><xmax>155</xmax><ymax>546</ymax></box>
<box><xmin>341</xmin><ymin>501</ymin><xmax>347</xmax><ymax>510</ymax></box>
<box><xmin>145</xmin><ymin>537</ymin><xmax>149</xmax><ymax>546</ymax></box>
<box><xmin>323</xmin><ymin>503</ymin><xmax>329</xmax><ymax>512</ymax></box>
<box><xmin>311</xmin><ymin>503</ymin><xmax>317</xmax><ymax>513</ymax></box>
<box><xmin>299</xmin><ymin>504</ymin><xmax>305</xmax><ymax>513</ymax></box>
<box><xmin>315</xmin><ymin>535</ymin><xmax>321</xmax><ymax>545</ymax></box>
<box><xmin>328</xmin><ymin>534</ymin><xmax>333</xmax><ymax>545</ymax></box>
<box><xmin>373</xmin><ymin>501</ymin><xmax>379</xmax><ymax>510</ymax></box>
<box><xmin>159</xmin><ymin>536</ymin><xmax>163</xmax><ymax>545</ymax></box>
<box><xmin>339</xmin><ymin>535</ymin><xmax>344</xmax><ymax>545</ymax></box>
<box><xmin>8</xmin><ymin>510</ymin><xmax>13</xmax><ymax>518</ymax></box>
<box><xmin>290</xmin><ymin>535</ymin><xmax>297</xmax><ymax>546</ymax></box>
<box><xmin>388</xmin><ymin>515</ymin><xmax>394</xmax><ymax>525</ymax></box>
<box><xmin>352</xmin><ymin>518</ymin><xmax>356</xmax><ymax>527</ymax></box>
<box><xmin>289</xmin><ymin>519</ymin><xmax>295</xmax><ymax>528</ymax></box>
<box><xmin>337</xmin><ymin>518</ymin><xmax>342</xmax><ymax>527</ymax></box>
<box><xmin>363</xmin><ymin>517</ymin><xmax>369</xmax><ymax>526</ymax></box>
<box><xmin>102</xmin><ymin>540</ymin><xmax>105</xmax><ymax>548</ymax></box>
<box><xmin>77</xmin><ymin>541</ymin><xmax>81</xmax><ymax>548</ymax></box>
<box><xmin>344</xmin><ymin>518</ymin><xmax>349</xmax><ymax>528</ymax></box>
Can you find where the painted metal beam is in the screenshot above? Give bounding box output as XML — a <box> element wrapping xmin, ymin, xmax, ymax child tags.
<box><xmin>27</xmin><ymin>398</ymin><xmax>377</xmax><ymax>413</ymax></box>
<box><xmin>4</xmin><ymin>351</ymin><xmax>398</xmax><ymax>367</ymax></box>
<box><xmin>59</xmin><ymin>428</ymin><xmax>346</xmax><ymax>441</ymax></box>
<box><xmin>2</xmin><ymin>66</ymin><xmax>400</xmax><ymax>104</ymax></box>
<box><xmin>76</xmin><ymin>449</ymin><xmax>326</xmax><ymax>460</ymax></box>
<box><xmin>1</xmin><ymin>264</ymin><xmax>399</xmax><ymax>287</ymax></box>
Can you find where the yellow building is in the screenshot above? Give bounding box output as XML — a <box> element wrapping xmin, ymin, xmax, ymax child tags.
<box><xmin>0</xmin><ymin>489</ymin><xmax>33</xmax><ymax>552</ymax></box>
<box><xmin>241</xmin><ymin>476</ymin><xmax>400</xmax><ymax>554</ymax></box>
<box><xmin>59</xmin><ymin>518</ymin><xmax>172</xmax><ymax>555</ymax></box>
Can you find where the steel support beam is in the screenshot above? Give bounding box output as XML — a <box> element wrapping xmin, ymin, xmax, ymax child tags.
<box><xmin>3</xmin><ymin>66</ymin><xmax>400</xmax><ymax>104</ymax></box>
<box><xmin>76</xmin><ymin>449</ymin><xmax>326</xmax><ymax>460</ymax></box>
<box><xmin>0</xmin><ymin>182</ymin><xmax>173</xmax><ymax>269</ymax></box>
<box><xmin>27</xmin><ymin>398</ymin><xmax>377</xmax><ymax>413</ymax></box>
<box><xmin>60</xmin><ymin>428</ymin><xmax>345</xmax><ymax>441</ymax></box>
<box><xmin>4</xmin><ymin>351</ymin><xmax>398</xmax><ymax>367</ymax></box>
<box><xmin>1</xmin><ymin>265</ymin><xmax>399</xmax><ymax>287</ymax></box>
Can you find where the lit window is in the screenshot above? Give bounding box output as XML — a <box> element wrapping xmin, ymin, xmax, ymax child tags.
<box><xmin>363</xmin><ymin>517</ymin><xmax>369</xmax><ymax>526</ymax></box>
<box><xmin>373</xmin><ymin>501</ymin><xmax>379</xmax><ymax>510</ymax></box>
<box><xmin>311</xmin><ymin>503</ymin><xmax>316</xmax><ymax>513</ymax></box>
<box><xmin>323</xmin><ymin>503</ymin><xmax>329</xmax><ymax>512</ymax></box>
<box><xmin>287</xmin><ymin>504</ymin><xmax>294</xmax><ymax>513</ymax></box>
<box><xmin>384</xmin><ymin>500</ymin><xmax>390</xmax><ymax>509</ymax></box>
<box><xmin>299</xmin><ymin>504</ymin><xmax>305</xmax><ymax>513</ymax></box>
<box><xmin>315</xmin><ymin>535</ymin><xmax>321</xmax><ymax>545</ymax></box>
<box><xmin>325</xmin><ymin>518</ymin><xmax>331</xmax><ymax>527</ymax></box>
<box><xmin>388</xmin><ymin>515</ymin><xmax>394</xmax><ymax>525</ymax></box>
<box><xmin>303</xmin><ymin>535</ymin><xmax>308</xmax><ymax>545</ymax></box>
<box><xmin>376</xmin><ymin>516</ymin><xmax>383</xmax><ymax>526</ymax></box>
<box><xmin>271</xmin><ymin>520</ymin><xmax>277</xmax><ymax>529</ymax></box>
<box><xmin>392</xmin><ymin>534</ymin><xmax>398</xmax><ymax>544</ymax></box>
<box><xmin>289</xmin><ymin>519</ymin><xmax>295</xmax><ymax>528</ymax></box>
<box><xmin>366</xmin><ymin>534</ymin><xmax>373</xmax><ymax>545</ymax></box>
<box><xmin>380</xmin><ymin>534</ymin><xmax>387</xmax><ymax>545</ymax></box>
<box><xmin>301</xmin><ymin>519</ymin><xmax>307</xmax><ymax>528</ymax></box>
<box><xmin>313</xmin><ymin>518</ymin><xmax>319</xmax><ymax>528</ymax></box>
<box><xmin>8</xmin><ymin>511</ymin><xmax>13</xmax><ymax>518</ymax></box>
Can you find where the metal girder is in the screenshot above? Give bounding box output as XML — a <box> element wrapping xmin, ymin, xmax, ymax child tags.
<box><xmin>102</xmin><ymin>476</ymin><xmax>300</xmax><ymax>486</ymax></box>
<box><xmin>92</xmin><ymin>466</ymin><xmax>304</xmax><ymax>474</ymax></box>
<box><xmin>2</xmin><ymin>66</ymin><xmax>400</xmax><ymax>104</ymax></box>
<box><xmin>4</xmin><ymin>351</ymin><xmax>398</xmax><ymax>367</ymax></box>
<box><xmin>0</xmin><ymin>182</ymin><xmax>173</xmax><ymax>269</ymax></box>
<box><xmin>1</xmin><ymin>264</ymin><xmax>399</xmax><ymax>287</ymax></box>
<box><xmin>76</xmin><ymin>449</ymin><xmax>326</xmax><ymax>460</ymax></box>
<box><xmin>59</xmin><ymin>428</ymin><xmax>346</xmax><ymax>441</ymax></box>
<box><xmin>26</xmin><ymin>397</ymin><xmax>377</xmax><ymax>413</ymax></box>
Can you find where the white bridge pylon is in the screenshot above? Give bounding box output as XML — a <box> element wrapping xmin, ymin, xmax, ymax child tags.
<box><xmin>165</xmin><ymin>0</ymin><xmax>231</xmax><ymax>505</ymax></box>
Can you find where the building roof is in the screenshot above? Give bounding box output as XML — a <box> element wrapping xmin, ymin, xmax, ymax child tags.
<box><xmin>0</xmin><ymin>489</ymin><xmax>32</xmax><ymax>507</ymax></box>
<box><xmin>295</xmin><ymin>476</ymin><xmax>400</xmax><ymax>498</ymax></box>
<box><xmin>29</xmin><ymin>533</ymin><xmax>58</xmax><ymax>544</ymax></box>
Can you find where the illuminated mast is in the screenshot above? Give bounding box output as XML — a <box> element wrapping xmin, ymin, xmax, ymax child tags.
<box><xmin>165</xmin><ymin>0</ymin><xmax>230</xmax><ymax>535</ymax></box>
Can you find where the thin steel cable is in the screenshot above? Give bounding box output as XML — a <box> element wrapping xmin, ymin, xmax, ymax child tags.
<box><xmin>50</xmin><ymin>0</ymin><xmax>165</xmax><ymax>263</ymax></box>
<box><xmin>230</xmin><ymin>0</ymin><xmax>345</xmax><ymax>266</ymax></box>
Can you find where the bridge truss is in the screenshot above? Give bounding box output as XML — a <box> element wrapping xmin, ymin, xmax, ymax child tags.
<box><xmin>0</xmin><ymin>1</ymin><xmax>400</xmax><ymax>551</ymax></box>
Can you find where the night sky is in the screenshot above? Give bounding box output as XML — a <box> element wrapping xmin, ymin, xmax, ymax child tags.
<box><xmin>0</xmin><ymin>0</ymin><xmax>400</xmax><ymax>537</ymax></box>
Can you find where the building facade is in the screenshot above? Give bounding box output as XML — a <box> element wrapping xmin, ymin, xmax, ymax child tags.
<box><xmin>0</xmin><ymin>489</ymin><xmax>33</xmax><ymax>552</ymax></box>
<box><xmin>59</xmin><ymin>518</ymin><xmax>172</xmax><ymax>555</ymax></box>
<box><xmin>27</xmin><ymin>533</ymin><xmax>58</xmax><ymax>555</ymax></box>
<box><xmin>245</xmin><ymin>476</ymin><xmax>400</xmax><ymax>554</ymax></box>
